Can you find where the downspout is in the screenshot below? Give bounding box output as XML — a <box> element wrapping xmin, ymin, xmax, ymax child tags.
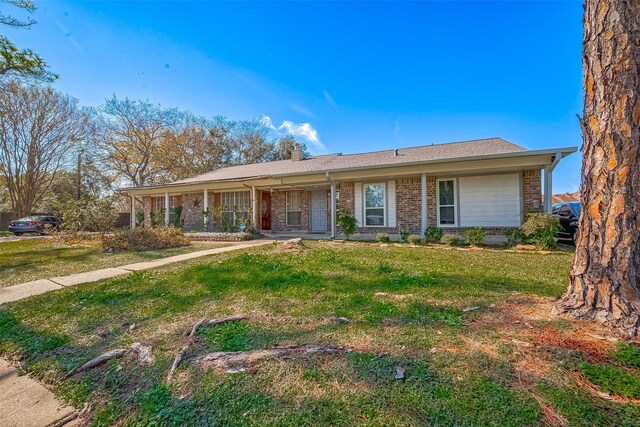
<box><xmin>543</xmin><ymin>152</ymin><xmax>562</xmax><ymax>213</ymax></box>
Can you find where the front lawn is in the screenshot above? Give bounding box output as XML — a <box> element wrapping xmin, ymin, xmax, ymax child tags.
<box><xmin>1</xmin><ymin>241</ymin><xmax>638</xmax><ymax>426</ymax></box>
<box><xmin>0</xmin><ymin>239</ymin><xmax>229</xmax><ymax>287</ymax></box>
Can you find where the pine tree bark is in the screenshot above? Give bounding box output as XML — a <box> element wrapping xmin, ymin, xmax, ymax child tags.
<box><xmin>553</xmin><ymin>0</ymin><xmax>640</xmax><ymax>337</ymax></box>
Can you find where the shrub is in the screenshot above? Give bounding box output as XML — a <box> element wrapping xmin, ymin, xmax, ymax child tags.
<box><xmin>505</xmin><ymin>228</ymin><xmax>523</xmax><ymax>247</ymax></box>
<box><xmin>56</xmin><ymin>195</ymin><xmax>119</xmax><ymax>238</ymax></box>
<box><xmin>408</xmin><ymin>234</ymin><xmax>423</xmax><ymax>245</ymax></box>
<box><xmin>102</xmin><ymin>227</ymin><xmax>190</xmax><ymax>252</ymax></box>
<box><xmin>441</xmin><ymin>234</ymin><xmax>459</xmax><ymax>246</ymax></box>
<box><xmin>376</xmin><ymin>233</ymin><xmax>390</xmax><ymax>243</ymax></box>
<box><xmin>464</xmin><ymin>227</ymin><xmax>485</xmax><ymax>246</ymax></box>
<box><xmin>424</xmin><ymin>226</ymin><xmax>443</xmax><ymax>243</ymax></box>
<box><xmin>337</xmin><ymin>209</ymin><xmax>358</xmax><ymax>240</ymax></box>
<box><xmin>171</xmin><ymin>206</ymin><xmax>183</xmax><ymax>228</ymax></box>
<box><xmin>520</xmin><ymin>213</ymin><xmax>560</xmax><ymax>249</ymax></box>
<box><xmin>399</xmin><ymin>225</ymin><xmax>411</xmax><ymax>243</ymax></box>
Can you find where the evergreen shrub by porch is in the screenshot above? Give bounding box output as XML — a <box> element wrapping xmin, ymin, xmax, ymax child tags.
<box><xmin>408</xmin><ymin>234</ymin><xmax>423</xmax><ymax>245</ymax></box>
<box><xmin>399</xmin><ymin>225</ymin><xmax>411</xmax><ymax>243</ymax></box>
<box><xmin>376</xmin><ymin>233</ymin><xmax>390</xmax><ymax>243</ymax></box>
<box><xmin>464</xmin><ymin>227</ymin><xmax>486</xmax><ymax>246</ymax></box>
<box><xmin>520</xmin><ymin>213</ymin><xmax>560</xmax><ymax>250</ymax></box>
<box><xmin>504</xmin><ymin>229</ymin><xmax>524</xmax><ymax>247</ymax></box>
<box><xmin>441</xmin><ymin>234</ymin><xmax>459</xmax><ymax>246</ymax></box>
<box><xmin>424</xmin><ymin>226</ymin><xmax>443</xmax><ymax>243</ymax></box>
<box><xmin>337</xmin><ymin>209</ymin><xmax>357</xmax><ymax>240</ymax></box>
<box><xmin>102</xmin><ymin>227</ymin><xmax>190</xmax><ymax>252</ymax></box>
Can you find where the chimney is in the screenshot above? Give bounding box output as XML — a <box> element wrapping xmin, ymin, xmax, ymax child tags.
<box><xmin>291</xmin><ymin>143</ymin><xmax>304</xmax><ymax>161</ymax></box>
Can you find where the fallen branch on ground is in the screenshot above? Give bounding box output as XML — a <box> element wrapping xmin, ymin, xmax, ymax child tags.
<box><xmin>194</xmin><ymin>344</ymin><xmax>350</xmax><ymax>370</ymax></box>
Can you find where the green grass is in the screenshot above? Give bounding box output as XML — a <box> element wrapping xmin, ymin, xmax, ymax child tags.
<box><xmin>580</xmin><ymin>362</ymin><xmax>640</xmax><ymax>399</ymax></box>
<box><xmin>0</xmin><ymin>231</ymin><xmax>12</xmax><ymax>237</ymax></box>
<box><xmin>0</xmin><ymin>239</ymin><xmax>228</xmax><ymax>287</ymax></box>
<box><xmin>1</xmin><ymin>241</ymin><xmax>638</xmax><ymax>425</ymax></box>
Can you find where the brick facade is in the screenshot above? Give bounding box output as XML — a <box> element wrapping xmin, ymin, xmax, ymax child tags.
<box><xmin>271</xmin><ymin>190</ymin><xmax>310</xmax><ymax>232</ymax></box>
<box><xmin>182</xmin><ymin>192</ymin><xmax>206</xmax><ymax>232</ymax></box>
<box><xmin>522</xmin><ymin>169</ymin><xmax>542</xmax><ymax>214</ymax></box>
<box><xmin>427</xmin><ymin>176</ymin><xmax>437</xmax><ymax>227</ymax></box>
<box><xmin>142</xmin><ymin>196</ymin><xmax>152</xmax><ymax>228</ymax></box>
<box><xmin>396</xmin><ymin>177</ymin><xmax>422</xmax><ymax>233</ymax></box>
<box><xmin>138</xmin><ymin>168</ymin><xmax>542</xmax><ymax>239</ymax></box>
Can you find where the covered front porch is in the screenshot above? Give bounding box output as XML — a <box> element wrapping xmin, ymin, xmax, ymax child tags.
<box><xmin>127</xmin><ymin>177</ymin><xmax>342</xmax><ymax>238</ymax></box>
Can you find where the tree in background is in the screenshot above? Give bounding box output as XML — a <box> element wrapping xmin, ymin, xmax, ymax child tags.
<box><xmin>0</xmin><ymin>81</ymin><xmax>86</xmax><ymax>217</ymax></box>
<box><xmin>553</xmin><ymin>0</ymin><xmax>640</xmax><ymax>337</ymax></box>
<box><xmin>271</xmin><ymin>134</ymin><xmax>309</xmax><ymax>161</ymax></box>
<box><xmin>92</xmin><ymin>96</ymin><xmax>180</xmax><ymax>188</ymax></box>
<box><xmin>157</xmin><ymin>116</ymin><xmax>232</xmax><ymax>181</ymax></box>
<box><xmin>0</xmin><ymin>0</ymin><xmax>56</xmax><ymax>81</ymax></box>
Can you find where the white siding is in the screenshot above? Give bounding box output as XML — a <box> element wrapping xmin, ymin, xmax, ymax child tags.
<box><xmin>387</xmin><ymin>180</ymin><xmax>396</xmax><ymax>227</ymax></box>
<box><xmin>459</xmin><ymin>174</ymin><xmax>521</xmax><ymax>227</ymax></box>
<box><xmin>354</xmin><ymin>182</ymin><xmax>363</xmax><ymax>226</ymax></box>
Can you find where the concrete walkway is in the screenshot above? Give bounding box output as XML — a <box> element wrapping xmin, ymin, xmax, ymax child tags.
<box><xmin>0</xmin><ymin>358</ymin><xmax>79</xmax><ymax>427</ymax></box>
<box><xmin>0</xmin><ymin>240</ymin><xmax>274</xmax><ymax>305</ymax></box>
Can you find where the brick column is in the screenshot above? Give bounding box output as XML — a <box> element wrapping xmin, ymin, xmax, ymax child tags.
<box><xmin>142</xmin><ymin>196</ymin><xmax>152</xmax><ymax>228</ymax></box>
<box><xmin>522</xmin><ymin>169</ymin><xmax>542</xmax><ymax>214</ymax></box>
<box><xmin>427</xmin><ymin>176</ymin><xmax>437</xmax><ymax>226</ymax></box>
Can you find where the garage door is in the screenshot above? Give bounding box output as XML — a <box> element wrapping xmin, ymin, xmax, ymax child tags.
<box><xmin>459</xmin><ymin>174</ymin><xmax>521</xmax><ymax>227</ymax></box>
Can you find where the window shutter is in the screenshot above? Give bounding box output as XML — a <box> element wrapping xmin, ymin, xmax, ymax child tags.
<box><xmin>354</xmin><ymin>182</ymin><xmax>363</xmax><ymax>226</ymax></box>
<box><xmin>387</xmin><ymin>180</ymin><xmax>396</xmax><ymax>227</ymax></box>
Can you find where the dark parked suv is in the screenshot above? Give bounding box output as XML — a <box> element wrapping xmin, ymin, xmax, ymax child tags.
<box><xmin>8</xmin><ymin>216</ymin><xmax>62</xmax><ymax>236</ymax></box>
<box><xmin>552</xmin><ymin>202</ymin><xmax>580</xmax><ymax>243</ymax></box>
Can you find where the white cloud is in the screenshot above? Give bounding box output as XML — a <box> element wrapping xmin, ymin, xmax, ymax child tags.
<box><xmin>260</xmin><ymin>115</ymin><xmax>325</xmax><ymax>152</ymax></box>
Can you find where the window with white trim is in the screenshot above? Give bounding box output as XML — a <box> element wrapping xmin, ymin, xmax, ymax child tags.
<box><xmin>221</xmin><ymin>191</ymin><xmax>250</xmax><ymax>228</ymax></box>
<box><xmin>286</xmin><ymin>191</ymin><xmax>302</xmax><ymax>226</ymax></box>
<box><xmin>364</xmin><ymin>183</ymin><xmax>385</xmax><ymax>226</ymax></box>
<box><xmin>438</xmin><ymin>179</ymin><xmax>456</xmax><ymax>225</ymax></box>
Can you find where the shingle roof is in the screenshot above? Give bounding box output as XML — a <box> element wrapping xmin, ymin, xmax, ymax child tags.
<box><xmin>175</xmin><ymin>138</ymin><xmax>527</xmax><ymax>184</ymax></box>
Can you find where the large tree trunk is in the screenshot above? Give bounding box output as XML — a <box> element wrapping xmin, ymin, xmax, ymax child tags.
<box><xmin>553</xmin><ymin>0</ymin><xmax>640</xmax><ymax>337</ymax></box>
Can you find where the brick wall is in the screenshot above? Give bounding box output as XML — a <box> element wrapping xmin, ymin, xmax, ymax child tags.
<box><xmin>272</xmin><ymin>190</ymin><xmax>310</xmax><ymax>232</ymax></box>
<box><xmin>396</xmin><ymin>177</ymin><xmax>421</xmax><ymax>233</ymax></box>
<box><xmin>522</xmin><ymin>169</ymin><xmax>542</xmax><ymax>214</ymax></box>
<box><xmin>182</xmin><ymin>193</ymin><xmax>204</xmax><ymax>232</ymax></box>
<box><xmin>427</xmin><ymin>176</ymin><xmax>437</xmax><ymax>227</ymax></box>
<box><xmin>337</xmin><ymin>181</ymin><xmax>354</xmax><ymax>214</ymax></box>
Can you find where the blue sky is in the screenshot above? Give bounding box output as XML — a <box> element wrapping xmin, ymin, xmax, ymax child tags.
<box><xmin>6</xmin><ymin>1</ymin><xmax>583</xmax><ymax>193</ymax></box>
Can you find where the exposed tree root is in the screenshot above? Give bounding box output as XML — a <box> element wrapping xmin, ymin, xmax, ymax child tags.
<box><xmin>64</xmin><ymin>342</ymin><xmax>154</xmax><ymax>379</ymax></box>
<box><xmin>131</xmin><ymin>342</ymin><xmax>154</xmax><ymax>365</ymax></box>
<box><xmin>64</xmin><ymin>349</ymin><xmax>128</xmax><ymax>379</ymax></box>
<box><xmin>167</xmin><ymin>346</ymin><xmax>189</xmax><ymax>381</ymax></box>
<box><xmin>169</xmin><ymin>315</ymin><xmax>251</xmax><ymax>381</ymax></box>
<box><xmin>185</xmin><ymin>315</ymin><xmax>249</xmax><ymax>339</ymax></box>
<box><xmin>552</xmin><ymin>297</ymin><xmax>640</xmax><ymax>340</ymax></box>
<box><xmin>194</xmin><ymin>344</ymin><xmax>350</xmax><ymax>370</ymax></box>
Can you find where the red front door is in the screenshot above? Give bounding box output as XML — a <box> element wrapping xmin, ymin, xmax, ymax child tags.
<box><xmin>260</xmin><ymin>191</ymin><xmax>272</xmax><ymax>230</ymax></box>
